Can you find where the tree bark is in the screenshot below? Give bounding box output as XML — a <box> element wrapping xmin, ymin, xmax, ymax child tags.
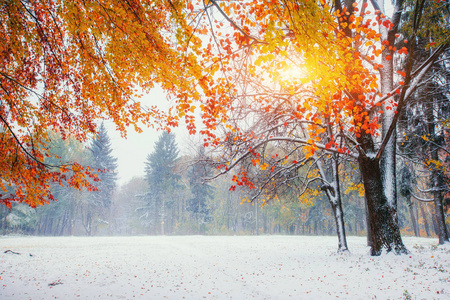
<box><xmin>433</xmin><ymin>193</ymin><xmax>449</xmax><ymax>244</ymax></box>
<box><xmin>365</xmin><ymin>196</ymin><xmax>372</xmax><ymax>247</ymax></box>
<box><xmin>379</xmin><ymin>26</ymin><xmax>398</xmax><ymax>216</ymax></box>
<box><xmin>330</xmin><ymin>201</ymin><xmax>348</xmax><ymax>252</ymax></box>
<box><xmin>420</xmin><ymin>203</ymin><xmax>431</xmax><ymax>237</ymax></box>
<box><xmin>358</xmin><ymin>153</ymin><xmax>408</xmax><ymax>255</ymax></box>
<box><xmin>329</xmin><ymin>156</ymin><xmax>348</xmax><ymax>252</ymax></box>
<box><xmin>316</xmin><ymin>150</ymin><xmax>349</xmax><ymax>252</ymax></box>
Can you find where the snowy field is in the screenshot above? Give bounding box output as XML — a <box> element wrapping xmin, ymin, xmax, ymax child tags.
<box><xmin>0</xmin><ymin>236</ymin><xmax>449</xmax><ymax>299</ymax></box>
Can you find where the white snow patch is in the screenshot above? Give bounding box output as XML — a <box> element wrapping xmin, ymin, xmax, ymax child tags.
<box><xmin>366</xmin><ymin>151</ymin><xmax>377</xmax><ymax>159</ymax></box>
<box><xmin>0</xmin><ymin>236</ymin><xmax>448</xmax><ymax>299</ymax></box>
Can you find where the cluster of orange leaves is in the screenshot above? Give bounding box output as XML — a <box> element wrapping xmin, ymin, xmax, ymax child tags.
<box><xmin>186</xmin><ymin>0</ymin><xmax>412</xmax><ymax>193</ymax></box>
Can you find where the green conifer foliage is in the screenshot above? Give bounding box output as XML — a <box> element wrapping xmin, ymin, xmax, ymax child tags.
<box><xmin>90</xmin><ymin>123</ymin><xmax>118</xmax><ymax>209</ymax></box>
<box><xmin>144</xmin><ymin>131</ymin><xmax>180</xmax><ymax>234</ymax></box>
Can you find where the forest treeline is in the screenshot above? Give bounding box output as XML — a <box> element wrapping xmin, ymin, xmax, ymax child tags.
<box><xmin>1</xmin><ymin>127</ymin><xmax>447</xmax><ymax>239</ymax></box>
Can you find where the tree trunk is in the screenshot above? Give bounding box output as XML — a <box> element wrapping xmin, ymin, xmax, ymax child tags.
<box><xmin>433</xmin><ymin>194</ymin><xmax>448</xmax><ymax>244</ymax></box>
<box><xmin>406</xmin><ymin>197</ymin><xmax>420</xmax><ymax>237</ymax></box>
<box><xmin>330</xmin><ymin>201</ymin><xmax>348</xmax><ymax>252</ymax></box>
<box><xmin>329</xmin><ymin>156</ymin><xmax>348</xmax><ymax>252</ymax></box>
<box><xmin>379</xmin><ymin>17</ymin><xmax>398</xmax><ymax>216</ymax></box>
<box><xmin>359</xmin><ymin>154</ymin><xmax>408</xmax><ymax>255</ymax></box>
<box><xmin>420</xmin><ymin>203</ymin><xmax>431</xmax><ymax>237</ymax></box>
<box><xmin>160</xmin><ymin>199</ymin><xmax>165</xmax><ymax>235</ymax></box>
<box><xmin>254</xmin><ymin>199</ymin><xmax>259</xmax><ymax>235</ymax></box>
<box><xmin>365</xmin><ymin>196</ymin><xmax>372</xmax><ymax>247</ymax></box>
<box><xmin>59</xmin><ymin>210</ymin><xmax>69</xmax><ymax>236</ymax></box>
<box><xmin>317</xmin><ymin>151</ymin><xmax>349</xmax><ymax>252</ymax></box>
<box><xmin>295</xmin><ymin>209</ymin><xmax>302</xmax><ymax>235</ymax></box>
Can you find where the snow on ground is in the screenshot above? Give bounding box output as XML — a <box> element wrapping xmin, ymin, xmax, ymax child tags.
<box><xmin>0</xmin><ymin>235</ymin><xmax>448</xmax><ymax>299</ymax></box>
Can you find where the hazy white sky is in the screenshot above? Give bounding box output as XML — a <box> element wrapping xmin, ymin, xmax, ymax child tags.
<box><xmin>105</xmin><ymin>88</ymin><xmax>201</xmax><ymax>186</ymax></box>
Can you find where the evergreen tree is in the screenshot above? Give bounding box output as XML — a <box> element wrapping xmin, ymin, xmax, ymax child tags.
<box><xmin>90</xmin><ymin>123</ymin><xmax>118</xmax><ymax>209</ymax></box>
<box><xmin>144</xmin><ymin>131</ymin><xmax>180</xmax><ymax>234</ymax></box>
<box><xmin>83</xmin><ymin>123</ymin><xmax>118</xmax><ymax>235</ymax></box>
<box><xmin>187</xmin><ymin>147</ymin><xmax>214</xmax><ymax>233</ymax></box>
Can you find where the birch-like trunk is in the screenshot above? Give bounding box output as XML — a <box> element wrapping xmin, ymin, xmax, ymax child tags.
<box><xmin>379</xmin><ymin>19</ymin><xmax>398</xmax><ymax>214</ymax></box>
<box><xmin>330</xmin><ymin>155</ymin><xmax>348</xmax><ymax>252</ymax></box>
<box><xmin>432</xmin><ymin>172</ymin><xmax>449</xmax><ymax>244</ymax></box>
<box><xmin>317</xmin><ymin>154</ymin><xmax>348</xmax><ymax>252</ymax></box>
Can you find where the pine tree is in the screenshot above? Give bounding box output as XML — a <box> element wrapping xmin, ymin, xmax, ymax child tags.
<box><xmin>144</xmin><ymin>131</ymin><xmax>180</xmax><ymax>234</ymax></box>
<box><xmin>90</xmin><ymin>123</ymin><xmax>118</xmax><ymax>208</ymax></box>
<box><xmin>85</xmin><ymin>123</ymin><xmax>118</xmax><ymax>235</ymax></box>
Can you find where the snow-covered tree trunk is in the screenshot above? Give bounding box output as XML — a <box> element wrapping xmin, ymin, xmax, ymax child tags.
<box><xmin>330</xmin><ymin>155</ymin><xmax>348</xmax><ymax>252</ymax></box>
<box><xmin>317</xmin><ymin>153</ymin><xmax>348</xmax><ymax>253</ymax></box>
<box><xmin>379</xmin><ymin>40</ymin><xmax>398</xmax><ymax>215</ymax></box>
<box><xmin>378</xmin><ymin>0</ymin><xmax>403</xmax><ymax>216</ymax></box>
<box><xmin>358</xmin><ymin>151</ymin><xmax>408</xmax><ymax>255</ymax></box>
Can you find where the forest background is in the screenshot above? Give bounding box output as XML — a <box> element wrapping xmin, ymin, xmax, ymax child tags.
<box><xmin>2</xmin><ymin>121</ymin><xmax>447</xmax><ymax>243</ymax></box>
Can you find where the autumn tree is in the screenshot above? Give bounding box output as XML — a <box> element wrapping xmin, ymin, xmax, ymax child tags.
<box><xmin>0</xmin><ymin>0</ymin><xmax>205</xmax><ymax>208</ymax></box>
<box><xmin>210</xmin><ymin>117</ymin><xmax>350</xmax><ymax>251</ymax></box>
<box><xmin>187</xmin><ymin>0</ymin><xmax>449</xmax><ymax>254</ymax></box>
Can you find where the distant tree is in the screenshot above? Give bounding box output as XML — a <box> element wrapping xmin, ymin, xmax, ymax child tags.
<box><xmin>187</xmin><ymin>147</ymin><xmax>214</xmax><ymax>233</ymax></box>
<box><xmin>89</xmin><ymin>123</ymin><xmax>118</xmax><ymax>209</ymax></box>
<box><xmin>111</xmin><ymin>176</ymin><xmax>148</xmax><ymax>235</ymax></box>
<box><xmin>4</xmin><ymin>203</ymin><xmax>37</xmax><ymax>234</ymax></box>
<box><xmin>144</xmin><ymin>131</ymin><xmax>180</xmax><ymax>235</ymax></box>
<box><xmin>82</xmin><ymin>123</ymin><xmax>118</xmax><ymax>235</ymax></box>
<box><xmin>399</xmin><ymin>164</ymin><xmax>420</xmax><ymax>237</ymax></box>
